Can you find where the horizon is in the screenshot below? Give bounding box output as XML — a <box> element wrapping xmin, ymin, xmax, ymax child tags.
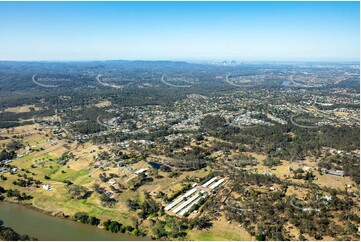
<box><xmin>0</xmin><ymin>1</ymin><xmax>360</xmax><ymax>61</ymax></box>
<box><xmin>0</xmin><ymin>59</ymin><xmax>359</xmax><ymax>64</ymax></box>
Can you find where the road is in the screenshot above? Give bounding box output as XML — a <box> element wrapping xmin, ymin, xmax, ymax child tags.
<box><xmin>96</xmin><ymin>74</ymin><xmax>123</xmax><ymax>89</ymax></box>
<box><xmin>56</xmin><ymin>109</ymin><xmax>73</xmax><ymax>139</ymax></box>
<box><xmin>290</xmin><ymin>198</ymin><xmax>321</xmax><ymax>212</ymax></box>
<box><xmin>32</xmin><ymin>74</ymin><xmax>59</xmax><ymax>88</ymax></box>
<box><xmin>290</xmin><ymin>115</ymin><xmax>319</xmax><ymax>129</ymax></box>
<box><xmin>288</xmin><ymin>74</ymin><xmax>317</xmax><ymax>88</ymax></box>
<box><xmin>160</xmin><ymin>74</ymin><xmax>191</xmax><ymax>88</ymax></box>
<box><xmin>224</xmin><ymin>73</ymin><xmax>258</xmax><ymax>87</ymax></box>
<box><xmin>289</xmin><ymin>95</ymin><xmax>326</xmax><ymax>129</ymax></box>
<box><xmin>96</xmin><ymin>115</ymin><xmax>110</xmax><ymax>128</ymax></box>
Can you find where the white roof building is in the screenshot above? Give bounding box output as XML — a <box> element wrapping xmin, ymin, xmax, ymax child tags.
<box><xmin>42</xmin><ymin>184</ymin><xmax>51</xmax><ymax>191</ymax></box>
<box><xmin>135</xmin><ymin>168</ymin><xmax>147</xmax><ymax>174</ymax></box>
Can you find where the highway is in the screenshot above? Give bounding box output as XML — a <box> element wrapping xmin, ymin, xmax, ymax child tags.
<box><xmin>160</xmin><ymin>74</ymin><xmax>191</xmax><ymax>88</ymax></box>
<box><xmin>224</xmin><ymin>73</ymin><xmax>258</xmax><ymax>87</ymax></box>
<box><xmin>96</xmin><ymin>74</ymin><xmax>123</xmax><ymax>89</ymax></box>
<box><xmin>32</xmin><ymin>74</ymin><xmax>59</xmax><ymax>88</ymax></box>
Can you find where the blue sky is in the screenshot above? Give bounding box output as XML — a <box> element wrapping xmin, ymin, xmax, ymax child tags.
<box><xmin>0</xmin><ymin>1</ymin><xmax>359</xmax><ymax>61</ymax></box>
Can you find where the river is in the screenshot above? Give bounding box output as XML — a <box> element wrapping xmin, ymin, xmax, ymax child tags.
<box><xmin>0</xmin><ymin>202</ymin><xmax>146</xmax><ymax>241</ymax></box>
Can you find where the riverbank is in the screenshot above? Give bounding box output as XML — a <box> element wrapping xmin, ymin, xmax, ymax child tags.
<box><xmin>5</xmin><ymin>200</ymin><xmax>68</xmax><ymax>219</ymax></box>
<box><xmin>0</xmin><ymin>202</ymin><xmax>148</xmax><ymax>241</ymax></box>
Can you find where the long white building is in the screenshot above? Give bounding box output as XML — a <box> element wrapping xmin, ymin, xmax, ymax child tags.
<box><xmin>164</xmin><ymin>188</ymin><xmax>197</xmax><ymax>211</ymax></box>
<box><xmin>179</xmin><ymin>195</ymin><xmax>207</xmax><ymax>216</ymax></box>
<box><xmin>202</xmin><ymin>177</ymin><xmax>217</xmax><ymax>187</ymax></box>
<box><xmin>164</xmin><ymin>176</ymin><xmax>226</xmax><ymax>217</ymax></box>
<box><xmin>209</xmin><ymin>178</ymin><xmax>225</xmax><ymax>190</ymax></box>
<box><xmin>172</xmin><ymin>193</ymin><xmax>200</xmax><ymax>213</ymax></box>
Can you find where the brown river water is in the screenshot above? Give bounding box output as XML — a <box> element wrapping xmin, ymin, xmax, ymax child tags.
<box><xmin>0</xmin><ymin>202</ymin><xmax>148</xmax><ymax>241</ymax></box>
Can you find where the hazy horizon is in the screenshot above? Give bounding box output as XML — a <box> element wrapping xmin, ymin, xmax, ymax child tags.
<box><xmin>0</xmin><ymin>59</ymin><xmax>360</xmax><ymax>63</ymax></box>
<box><xmin>0</xmin><ymin>1</ymin><xmax>359</xmax><ymax>61</ymax></box>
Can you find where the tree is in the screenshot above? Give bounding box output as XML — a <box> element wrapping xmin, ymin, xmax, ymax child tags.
<box><xmin>100</xmin><ymin>194</ymin><xmax>117</xmax><ymax>207</ymax></box>
<box><xmin>68</xmin><ymin>185</ymin><xmax>89</xmax><ymax>199</ymax></box>
<box><xmin>87</xmin><ymin>216</ymin><xmax>100</xmax><ymax>226</ymax></box>
<box><xmin>262</xmin><ymin>157</ymin><xmax>281</xmax><ymax>168</ymax></box>
<box><xmin>92</xmin><ymin>183</ymin><xmax>104</xmax><ymax>194</ymax></box>
<box><xmin>103</xmin><ymin>220</ymin><xmax>122</xmax><ymax>233</ymax></box>
<box><xmin>191</xmin><ymin>217</ymin><xmax>212</xmax><ymax>230</ymax></box>
<box><xmin>0</xmin><ymin>220</ymin><xmax>37</xmax><ymax>241</ymax></box>
<box><xmin>74</xmin><ymin>212</ymin><xmax>89</xmax><ymax>224</ymax></box>
<box><xmin>256</xmin><ymin>234</ymin><xmax>266</xmax><ymax>241</ymax></box>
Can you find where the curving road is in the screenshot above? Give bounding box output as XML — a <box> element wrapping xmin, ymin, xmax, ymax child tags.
<box><xmin>32</xmin><ymin>74</ymin><xmax>59</xmax><ymax>88</ymax></box>
<box><xmin>96</xmin><ymin>74</ymin><xmax>123</xmax><ymax>89</ymax></box>
<box><xmin>96</xmin><ymin>115</ymin><xmax>110</xmax><ymax>128</ymax></box>
<box><xmin>290</xmin><ymin>198</ymin><xmax>321</xmax><ymax>212</ymax></box>
<box><xmin>288</xmin><ymin>74</ymin><xmax>317</xmax><ymax>88</ymax></box>
<box><xmin>160</xmin><ymin>74</ymin><xmax>191</xmax><ymax>88</ymax></box>
<box><xmin>224</xmin><ymin>73</ymin><xmax>259</xmax><ymax>87</ymax></box>
<box><xmin>32</xmin><ymin>115</ymin><xmax>40</xmax><ymax>125</ymax></box>
<box><xmin>290</xmin><ymin>115</ymin><xmax>319</xmax><ymax>129</ymax></box>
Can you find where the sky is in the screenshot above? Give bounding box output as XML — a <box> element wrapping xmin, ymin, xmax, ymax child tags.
<box><xmin>0</xmin><ymin>1</ymin><xmax>359</xmax><ymax>61</ymax></box>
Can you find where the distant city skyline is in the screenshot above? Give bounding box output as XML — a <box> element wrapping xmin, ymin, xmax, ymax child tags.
<box><xmin>0</xmin><ymin>1</ymin><xmax>359</xmax><ymax>61</ymax></box>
